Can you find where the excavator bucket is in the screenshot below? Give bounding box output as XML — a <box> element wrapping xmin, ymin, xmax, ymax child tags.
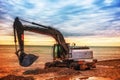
<box><xmin>19</xmin><ymin>53</ymin><xmax>39</xmax><ymax>67</ymax></box>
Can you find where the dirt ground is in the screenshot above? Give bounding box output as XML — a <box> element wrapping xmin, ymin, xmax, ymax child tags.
<box><xmin>0</xmin><ymin>59</ymin><xmax>120</xmax><ymax>80</ymax></box>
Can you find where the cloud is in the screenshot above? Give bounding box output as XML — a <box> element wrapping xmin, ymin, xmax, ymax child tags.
<box><xmin>0</xmin><ymin>0</ymin><xmax>120</xmax><ymax>38</ymax></box>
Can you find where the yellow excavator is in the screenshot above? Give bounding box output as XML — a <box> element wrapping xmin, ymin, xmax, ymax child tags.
<box><xmin>13</xmin><ymin>17</ymin><xmax>97</xmax><ymax>70</ymax></box>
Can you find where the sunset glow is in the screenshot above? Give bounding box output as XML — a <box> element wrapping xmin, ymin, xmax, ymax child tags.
<box><xmin>1</xmin><ymin>34</ymin><xmax>120</xmax><ymax>46</ymax></box>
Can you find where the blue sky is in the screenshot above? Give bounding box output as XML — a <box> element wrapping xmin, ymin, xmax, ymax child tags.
<box><xmin>0</xmin><ymin>0</ymin><xmax>120</xmax><ymax>45</ymax></box>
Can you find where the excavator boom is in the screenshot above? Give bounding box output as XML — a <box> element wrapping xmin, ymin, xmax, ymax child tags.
<box><xmin>13</xmin><ymin>17</ymin><xmax>69</xmax><ymax>67</ymax></box>
<box><xmin>23</xmin><ymin>26</ymin><xmax>69</xmax><ymax>57</ymax></box>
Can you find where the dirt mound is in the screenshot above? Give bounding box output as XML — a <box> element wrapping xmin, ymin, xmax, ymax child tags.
<box><xmin>23</xmin><ymin>67</ymin><xmax>81</xmax><ymax>75</ymax></box>
<box><xmin>97</xmin><ymin>59</ymin><xmax>120</xmax><ymax>67</ymax></box>
<box><xmin>0</xmin><ymin>75</ymin><xmax>34</xmax><ymax>80</ymax></box>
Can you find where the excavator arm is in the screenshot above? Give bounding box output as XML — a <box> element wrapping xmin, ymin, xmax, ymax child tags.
<box><xmin>13</xmin><ymin>17</ymin><xmax>69</xmax><ymax>67</ymax></box>
<box><xmin>23</xmin><ymin>25</ymin><xmax>69</xmax><ymax>56</ymax></box>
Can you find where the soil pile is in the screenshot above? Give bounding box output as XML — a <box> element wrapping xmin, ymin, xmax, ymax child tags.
<box><xmin>23</xmin><ymin>67</ymin><xmax>81</xmax><ymax>75</ymax></box>
<box><xmin>97</xmin><ymin>59</ymin><xmax>120</xmax><ymax>67</ymax></box>
<box><xmin>0</xmin><ymin>75</ymin><xmax>34</xmax><ymax>80</ymax></box>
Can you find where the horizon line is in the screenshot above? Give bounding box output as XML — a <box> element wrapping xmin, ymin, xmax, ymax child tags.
<box><xmin>1</xmin><ymin>44</ymin><xmax>120</xmax><ymax>47</ymax></box>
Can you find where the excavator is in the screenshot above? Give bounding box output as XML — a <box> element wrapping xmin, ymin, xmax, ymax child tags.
<box><xmin>13</xmin><ymin>17</ymin><xmax>97</xmax><ymax>70</ymax></box>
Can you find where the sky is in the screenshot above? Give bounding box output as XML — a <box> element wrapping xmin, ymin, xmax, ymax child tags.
<box><xmin>0</xmin><ymin>0</ymin><xmax>120</xmax><ymax>46</ymax></box>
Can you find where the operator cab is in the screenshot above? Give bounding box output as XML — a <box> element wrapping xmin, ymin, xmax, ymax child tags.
<box><xmin>53</xmin><ymin>44</ymin><xmax>93</xmax><ymax>60</ymax></box>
